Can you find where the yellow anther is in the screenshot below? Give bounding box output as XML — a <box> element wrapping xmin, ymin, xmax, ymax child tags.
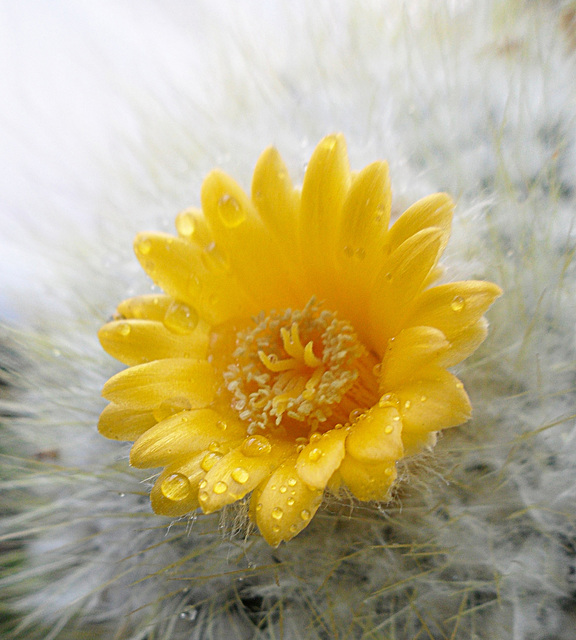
<box><xmin>281</xmin><ymin>323</ymin><xmax>305</xmax><ymax>360</ymax></box>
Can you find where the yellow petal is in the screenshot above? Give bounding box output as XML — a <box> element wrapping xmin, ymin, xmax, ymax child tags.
<box><xmin>251</xmin><ymin>146</ymin><xmax>300</xmax><ymax>243</ymax></box>
<box><xmin>134</xmin><ymin>232</ymin><xmax>252</xmax><ymax>325</ymax></box>
<box><xmin>130</xmin><ymin>408</ymin><xmax>243</xmax><ymax>468</ymax></box>
<box><xmin>338</xmin><ymin>454</ymin><xmax>397</xmax><ymax>502</ymax></box>
<box><xmin>295</xmin><ymin>428</ymin><xmax>348</xmax><ymax>489</ymax></box>
<box><xmin>102</xmin><ymin>358</ymin><xmax>216</xmax><ymax>410</ymax></box>
<box><xmin>175</xmin><ymin>207</ymin><xmax>213</xmax><ymax>247</ymax></box>
<box><xmin>406</xmin><ymin>281</ymin><xmax>503</xmax><ymax>340</ymax></box>
<box><xmin>395</xmin><ymin>366</ymin><xmax>471</xmax><ymax>437</ymax></box>
<box><xmin>345</xmin><ymin>405</ymin><xmax>404</xmax><ymax>464</ymax></box>
<box><xmin>368</xmin><ymin>228</ymin><xmax>446</xmax><ymax>350</ymax></box>
<box><xmin>98</xmin><ymin>403</ymin><xmax>157</xmax><ymax>441</ymax></box>
<box><xmin>98</xmin><ymin>319</ymin><xmax>209</xmax><ymax>366</ymax></box>
<box><xmin>116</xmin><ymin>294</ymin><xmax>172</xmax><ymax>321</ymax></box>
<box><xmin>336</xmin><ymin>160</ymin><xmax>391</xmax><ymax>264</ymax></box>
<box><xmin>150</xmin><ymin>452</ymin><xmax>206</xmax><ymax>517</ymax></box>
<box><xmin>387</xmin><ymin>192</ymin><xmax>453</xmax><ymax>255</ymax></box>
<box><xmin>298</xmin><ymin>134</ymin><xmax>351</xmax><ymax>289</ymax></box>
<box><xmin>250</xmin><ymin>454</ymin><xmax>323</xmax><ymax>547</ymax></box>
<box><xmin>201</xmin><ymin>170</ymin><xmax>298</xmax><ymax>310</ymax></box>
<box><xmin>380</xmin><ymin>326</ymin><xmax>450</xmax><ymax>388</ymax></box>
<box><xmin>199</xmin><ymin>438</ymin><xmax>294</xmax><ymax>513</ymax></box>
<box><xmin>439</xmin><ymin>318</ymin><xmax>489</xmax><ymax>367</ymax></box>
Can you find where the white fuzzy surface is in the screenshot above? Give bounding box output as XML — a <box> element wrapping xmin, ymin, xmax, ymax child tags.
<box><xmin>1</xmin><ymin>1</ymin><xmax>575</xmax><ymax>639</ymax></box>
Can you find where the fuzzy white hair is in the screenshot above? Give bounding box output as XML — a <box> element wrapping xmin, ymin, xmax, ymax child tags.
<box><xmin>1</xmin><ymin>1</ymin><xmax>575</xmax><ymax>639</ymax></box>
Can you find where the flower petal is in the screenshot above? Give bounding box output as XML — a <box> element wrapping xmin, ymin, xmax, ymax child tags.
<box><xmin>199</xmin><ymin>438</ymin><xmax>294</xmax><ymax>513</ymax></box>
<box><xmin>116</xmin><ymin>294</ymin><xmax>172</xmax><ymax>321</ymax></box>
<box><xmin>396</xmin><ymin>366</ymin><xmax>471</xmax><ymax>437</ymax></box>
<box><xmin>251</xmin><ymin>454</ymin><xmax>323</xmax><ymax>547</ymax></box>
<box><xmin>251</xmin><ymin>146</ymin><xmax>300</xmax><ymax>243</ymax></box>
<box><xmin>201</xmin><ymin>170</ymin><xmax>298</xmax><ymax>310</ymax></box>
<box><xmin>150</xmin><ymin>452</ymin><xmax>207</xmax><ymax>517</ymax></box>
<box><xmin>439</xmin><ymin>318</ymin><xmax>489</xmax><ymax>367</ymax></box>
<box><xmin>295</xmin><ymin>428</ymin><xmax>348</xmax><ymax>489</ymax></box>
<box><xmin>345</xmin><ymin>405</ymin><xmax>404</xmax><ymax>464</ymax></box>
<box><xmin>130</xmin><ymin>408</ymin><xmax>243</xmax><ymax>468</ymax></box>
<box><xmin>338</xmin><ymin>454</ymin><xmax>397</xmax><ymax>502</ymax></box>
<box><xmin>387</xmin><ymin>192</ymin><xmax>453</xmax><ymax>254</ymax></box>
<box><xmin>299</xmin><ymin>134</ymin><xmax>351</xmax><ymax>289</ymax></box>
<box><xmin>406</xmin><ymin>281</ymin><xmax>503</xmax><ymax>340</ymax></box>
<box><xmin>102</xmin><ymin>358</ymin><xmax>216</xmax><ymax>410</ymax></box>
<box><xmin>98</xmin><ymin>319</ymin><xmax>209</xmax><ymax>366</ymax></box>
<box><xmin>134</xmin><ymin>232</ymin><xmax>252</xmax><ymax>325</ymax></box>
<box><xmin>369</xmin><ymin>228</ymin><xmax>446</xmax><ymax>349</ymax></box>
<box><xmin>98</xmin><ymin>403</ymin><xmax>157</xmax><ymax>441</ymax></box>
<box><xmin>380</xmin><ymin>326</ymin><xmax>450</xmax><ymax>388</ymax></box>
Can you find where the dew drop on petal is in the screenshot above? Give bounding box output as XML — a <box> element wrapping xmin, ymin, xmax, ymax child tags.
<box><xmin>272</xmin><ymin>525</ymin><xmax>280</xmax><ymax>533</ymax></box>
<box><xmin>199</xmin><ymin>480</ymin><xmax>207</xmax><ymax>489</ymax></box>
<box><xmin>420</xmin><ymin>395</ymin><xmax>427</xmax><ymax>402</ymax></box>
<box><xmin>231</xmin><ymin>467</ymin><xmax>250</xmax><ymax>484</ymax></box>
<box><xmin>300</xmin><ymin>509</ymin><xmax>311</xmax><ymax>521</ymax></box>
<box><xmin>137</xmin><ymin>239</ymin><xmax>152</xmax><ymax>255</ymax></box>
<box><xmin>456</xmin><ymin>381</ymin><xmax>464</xmax><ymax>390</ymax></box>
<box><xmin>175</xmin><ymin>211</ymin><xmax>196</xmax><ymax>237</ymax></box>
<box><xmin>287</xmin><ymin>497</ymin><xmax>295</xmax><ymax>506</ymax></box>
<box><xmin>308</xmin><ymin>447</ymin><xmax>322</xmax><ymax>462</ymax></box>
<box><xmin>118</xmin><ymin>323</ymin><xmax>131</xmax><ymax>336</ymax></box>
<box><xmin>160</xmin><ymin>473</ymin><xmax>191</xmax><ymax>501</ymax></box>
<box><xmin>349</xmin><ymin>408</ymin><xmax>364</xmax><ymax>422</ymax></box>
<box><xmin>272</xmin><ymin>507</ymin><xmax>284</xmax><ymax>520</ymax></box>
<box><xmin>287</xmin><ymin>477</ymin><xmax>297</xmax><ymax>487</ymax></box>
<box><xmin>213</xmin><ymin>481</ymin><xmax>228</xmax><ymax>494</ymax></box>
<box><xmin>290</xmin><ymin>524</ymin><xmax>298</xmax><ymax>533</ymax></box>
<box><xmin>198</xmin><ymin>490</ymin><xmax>208</xmax><ymax>502</ymax></box>
<box><xmin>450</xmin><ymin>295</ymin><xmax>465</xmax><ymax>312</ymax></box>
<box><xmin>309</xmin><ymin>432</ymin><xmax>321</xmax><ymax>443</ymax></box>
<box><xmin>255</xmin><ymin>503</ymin><xmax>262</xmax><ymax>511</ymax></box>
<box><xmin>404</xmin><ymin>400</ymin><xmax>411</xmax><ymax>410</ymax></box>
<box><xmin>218</xmin><ymin>194</ymin><xmax>245</xmax><ymax>228</ymax></box>
<box><xmin>241</xmin><ymin>435</ymin><xmax>272</xmax><ymax>457</ymax></box>
<box><xmin>279</xmin><ymin>485</ymin><xmax>287</xmax><ymax>494</ymax></box>
<box><xmin>201</xmin><ymin>453</ymin><xmax>220</xmax><ymax>472</ymax></box>
<box><xmin>372</xmin><ymin>363</ymin><xmax>383</xmax><ymax>377</ymax></box>
<box><xmin>384</xmin><ymin>425</ymin><xmax>394</xmax><ymax>435</ymax></box>
<box><xmin>163</xmin><ymin>301</ymin><xmax>199</xmax><ymax>334</ymax></box>
<box><xmin>384</xmin><ymin>467</ymin><xmax>393</xmax><ymax>476</ymax></box>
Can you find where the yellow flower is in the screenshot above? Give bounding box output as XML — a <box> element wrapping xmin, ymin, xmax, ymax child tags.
<box><xmin>98</xmin><ymin>134</ymin><xmax>502</xmax><ymax>546</ymax></box>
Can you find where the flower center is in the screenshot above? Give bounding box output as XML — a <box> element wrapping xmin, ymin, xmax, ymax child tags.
<box><xmin>219</xmin><ymin>300</ymin><xmax>380</xmax><ymax>437</ymax></box>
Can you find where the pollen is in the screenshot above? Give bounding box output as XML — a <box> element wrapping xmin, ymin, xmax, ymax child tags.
<box><xmin>221</xmin><ymin>299</ymin><xmax>378</xmax><ymax>436</ymax></box>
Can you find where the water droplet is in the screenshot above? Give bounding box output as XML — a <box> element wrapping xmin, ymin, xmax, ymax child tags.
<box><xmin>198</xmin><ymin>490</ymin><xmax>208</xmax><ymax>502</ymax></box>
<box><xmin>289</xmin><ymin>524</ymin><xmax>298</xmax><ymax>532</ymax></box>
<box><xmin>241</xmin><ymin>435</ymin><xmax>272</xmax><ymax>457</ymax></box>
<box><xmin>355</xmin><ymin>247</ymin><xmax>366</xmax><ymax>260</ymax></box>
<box><xmin>404</xmin><ymin>400</ymin><xmax>411</xmax><ymax>410</ymax></box>
<box><xmin>450</xmin><ymin>295</ymin><xmax>465</xmax><ymax>312</ymax></box>
<box><xmin>300</xmin><ymin>509</ymin><xmax>311</xmax><ymax>521</ymax></box>
<box><xmin>384</xmin><ymin>425</ymin><xmax>394</xmax><ymax>435</ymax></box>
<box><xmin>231</xmin><ymin>467</ymin><xmax>249</xmax><ymax>484</ymax></box>
<box><xmin>217</xmin><ymin>194</ymin><xmax>245</xmax><ymax>228</ymax></box>
<box><xmin>118</xmin><ymin>323</ymin><xmax>131</xmax><ymax>336</ymax></box>
<box><xmin>372</xmin><ymin>363</ymin><xmax>383</xmax><ymax>377</ymax></box>
<box><xmin>456</xmin><ymin>381</ymin><xmax>464</xmax><ymax>390</ymax></box>
<box><xmin>208</xmin><ymin>441</ymin><xmax>221</xmax><ymax>453</ymax></box>
<box><xmin>161</xmin><ymin>473</ymin><xmax>191</xmax><ymax>501</ymax></box>
<box><xmin>384</xmin><ymin>467</ymin><xmax>393</xmax><ymax>476</ymax></box>
<box><xmin>272</xmin><ymin>507</ymin><xmax>284</xmax><ymax>520</ymax></box>
<box><xmin>163</xmin><ymin>301</ymin><xmax>199</xmax><ymax>334</ymax></box>
<box><xmin>175</xmin><ymin>211</ymin><xmax>196</xmax><ymax>237</ymax></box>
<box><xmin>309</xmin><ymin>432</ymin><xmax>322</xmax><ymax>443</ymax></box>
<box><xmin>201</xmin><ymin>453</ymin><xmax>220</xmax><ymax>472</ymax></box>
<box><xmin>344</xmin><ymin>245</ymin><xmax>354</xmax><ymax>258</ymax></box>
<box><xmin>216</xmin><ymin>420</ymin><xmax>227</xmax><ymax>431</ymax></box>
<box><xmin>179</xmin><ymin>608</ymin><xmax>197</xmax><ymax>621</ymax></box>
<box><xmin>287</xmin><ymin>477</ymin><xmax>297</xmax><ymax>487</ymax></box>
<box><xmin>420</xmin><ymin>395</ymin><xmax>427</xmax><ymax>402</ymax></box>
<box><xmin>199</xmin><ymin>480</ymin><xmax>207</xmax><ymax>489</ymax></box>
<box><xmin>213</xmin><ymin>481</ymin><xmax>228</xmax><ymax>494</ymax></box>
<box><xmin>279</xmin><ymin>485</ymin><xmax>287</xmax><ymax>494</ymax></box>
<box><xmin>384</xmin><ymin>272</ymin><xmax>393</xmax><ymax>281</ymax></box>
<box><xmin>137</xmin><ymin>238</ymin><xmax>152</xmax><ymax>255</ymax></box>
<box><xmin>349</xmin><ymin>408</ymin><xmax>364</xmax><ymax>422</ymax></box>
<box><xmin>379</xmin><ymin>393</ymin><xmax>399</xmax><ymax>408</ymax></box>
<box><xmin>308</xmin><ymin>448</ymin><xmax>322</xmax><ymax>462</ymax></box>
<box><xmin>255</xmin><ymin>503</ymin><xmax>262</xmax><ymax>511</ymax></box>
<box><xmin>272</xmin><ymin>525</ymin><xmax>280</xmax><ymax>533</ymax></box>
<box><xmin>287</xmin><ymin>497</ymin><xmax>295</xmax><ymax>506</ymax></box>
